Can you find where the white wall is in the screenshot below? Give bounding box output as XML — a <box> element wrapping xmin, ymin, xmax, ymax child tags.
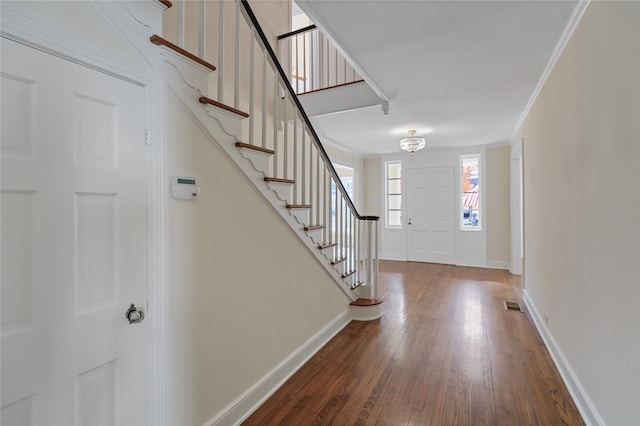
<box><xmin>510</xmin><ymin>135</ymin><xmax>523</xmax><ymax>275</ymax></box>
<box><xmin>486</xmin><ymin>145</ymin><xmax>511</xmax><ymax>269</ymax></box>
<box><xmin>522</xmin><ymin>2</ymin><xmax>640</xmax><ymax>424</ymax></box>
<box><xmin>165</xmin><ymin>93</ymin><xmax>350</xmax><ymax>425</ymax></box>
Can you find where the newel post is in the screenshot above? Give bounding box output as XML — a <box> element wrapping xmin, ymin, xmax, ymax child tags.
<box><xmin>359</xmin><ymin>216</ymin><xmax>380</xmax><ymax>300</ymax></box>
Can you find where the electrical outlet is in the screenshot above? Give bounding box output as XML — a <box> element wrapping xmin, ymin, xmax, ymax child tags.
<box><xmin>543</xmin><ymin>313</ymin><xmax>549</xmax><ymax>326</ymax></box>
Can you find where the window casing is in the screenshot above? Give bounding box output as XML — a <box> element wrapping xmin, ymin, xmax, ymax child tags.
<box><xmin>460</xmin><ymin>155</ymin><xmax>481</xmax><ymax>230</ymax></box>
<box><xmin>385</xmin><ymin>161</ymin><xmax>402</xmax><ymax>228</ymax></box>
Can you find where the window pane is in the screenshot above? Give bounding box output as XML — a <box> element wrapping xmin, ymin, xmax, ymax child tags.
<box><xmin>462</xmin><ymin>208</ymin><xmax>480</xmax><ymax>228</ymax></box>
<box><xmin>388</xmin><ymin>163</ymin><xmax>401</xmax><ymax>179</ymax></box>
<box><xmin>388</xmin><ymin>210</ymin><xmax>402</xmax><ymax>227</ymax></box>
<box><xmin>388</xmin><ymin>194</ymin><xmax>401</xmax><ymax>210</ymax></box>
<box><xmin>387</xmin><ymin>179</ymin><xmax>401</xmax><ymax>194</ymax></box>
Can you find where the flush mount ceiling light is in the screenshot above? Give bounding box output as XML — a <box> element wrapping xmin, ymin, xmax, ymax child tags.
<box><xmin>399</xmin><ymin>130</ymin><xmax>426</xmax><ymax>155</ymax></box>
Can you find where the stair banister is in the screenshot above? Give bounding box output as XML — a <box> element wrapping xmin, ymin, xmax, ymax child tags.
<box><xmin>238</xmin><ymin>0</ymin><xmax>374</xmax><ymax>223</ymax></box>
<box><xmin>164</xmin><ymin>0</ymin><xmax>380</xmax><ymax>298</ymax></box>
<box><xmin>239</xmin><ymin>0</ymin><xmax>379</xmax><ymax>299</ymax></box>
<box><xmin>277</xmin><ymin>24</ymin><xmax>362</xmax><ymax>95</ymax></box>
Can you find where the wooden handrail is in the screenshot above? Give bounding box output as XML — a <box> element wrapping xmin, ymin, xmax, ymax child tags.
<box><xmin>239</xmin><ymin>0</ymin><xmax>378</xmax><ymax>222</ymax></box>
<box><xmin>277</xmin><ymin>24</ymin><xmax>317</xmax><ymax>40</ymax></box>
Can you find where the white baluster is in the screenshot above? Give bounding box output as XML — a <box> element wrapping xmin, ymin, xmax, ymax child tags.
<box><xmin>261</xmin><ymin>53</ymin><xmax>267</xmax><ymax>148</ymax></box>
<box><xmin>343</xmin><ymin>54</ymin><xmax>347</xmax><ymax>86</ymax></box>
<box><xmin>308</xmin><ymin>142</ymin><xmax>313</xmax><ymax>219</ymax></box>
<box><xmin>326</xmin><ymin>168</ymin><xmax>331</xmax><ymax>243</ymax></box>
<box><xmin>249</xmin><ymin>30</ymin><xmax>255</xmax><ymax>145</ymax></box>
<box><xmin>273</xmin><ymin>73</ymin><xmax>280</xmax><ymax>155</ymax></box>
<box><xmin>199</xmin><ymin>0</ymin><xmax>206</xmax><ymax>60</ymax></box>
<box><xmin>177</xmin><ymin>0</ymin><xmax>185</xmax><ymax>48</ymax></box>
<box><xmin>301</xmin><ymin>128</ymin><xmax>306</xmax><ymax>205</ymax></box>
<box><xmin>282</xmin><ymin>101</ymin><xmax>288</xmax><ymax>179</ymax></box>
<box><xmin>316</xmin><ymin>148</ymin><xmax>320</xmax><ymax>225</ymax></box>
<box><xmin>335</xmin><ymin>47</ymin><xmax>338</xmax><ymax>86</ymax></box>
<box><xmin>303</xmin><ymin>32</ymin><xmax>307</xmax><ymax>93</ymax></box>
<box><xmin>293</xmin><ymin>112</ymin><xmax>298</xmax><ymax>202</ymax></box>
<box><xmin>309</xmin><ymin>30</ymin><xmax>314</xmax><ymax>92</ymax></box>
<box><xmin>234</xmin><ymin>4</ymin><xmax>240</xmax><ymax>109</ymax></box>
<box><xmin>295</xmin><ymin>34</ymin><xmax>300</xmax><ymax>94</ymax></box>
<box><xmin>216</xmin><ymin>0</ymin><xmax>224</xmax><ymax>101</ymax></box>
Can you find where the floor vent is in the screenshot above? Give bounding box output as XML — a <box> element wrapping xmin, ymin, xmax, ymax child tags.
<box><xmin>504</xmin><ymin>301</ymin><xmax>524</xmax><ymax>312</ymax></box>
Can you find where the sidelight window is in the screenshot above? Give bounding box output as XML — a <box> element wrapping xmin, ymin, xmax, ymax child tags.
<box><xmin>385</xmin><ymin>161</ymin><xmax>402</xmax><ymax>228</ymax></box>
<box><xmin>461</xmin><ymin>155</ymin><xmax>481</xmax><ymax>230</ymax></box>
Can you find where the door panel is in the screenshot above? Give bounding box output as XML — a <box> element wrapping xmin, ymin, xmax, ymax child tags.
<box><xmin>1</xmin><ymin>38</ymin><xmax>149</xmax><ymax>425</ymax></box>
<box><xmin>407</xmin><ymin>167</ymin><xmax>454</xmax><ymax>264</ymax></box>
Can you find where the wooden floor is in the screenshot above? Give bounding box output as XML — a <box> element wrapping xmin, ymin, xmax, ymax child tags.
<box><xmin>243</xmin><ymin>261</ymin><xmax>584</xmax><ymax>425</ymax></box>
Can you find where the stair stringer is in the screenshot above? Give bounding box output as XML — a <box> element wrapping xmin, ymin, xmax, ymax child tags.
<box><xmin>163</xmin><ymin>60</ymin><xmax>358</xmax><ymax>301</ymax></box>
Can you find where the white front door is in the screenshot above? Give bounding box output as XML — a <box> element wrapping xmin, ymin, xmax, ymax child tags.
<box><xmin>406</xmin><ymin>166</ymin><xmax>454</xmax><ymax>264</ymax></box>
<box><xmin>1</xmin><ymin>38</ymin><xmax>149</xmax><ymax>425</ymax></box>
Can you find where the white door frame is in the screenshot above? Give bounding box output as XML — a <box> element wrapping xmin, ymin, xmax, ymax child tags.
<box><xmin>510</xmin><ymin>137</ymin><xmax>523</xmax><ymax>275</ymax></box>
<box><xmin>1</xmin><ymin>7</ymin><xmax>168</xmax><ymax>424</ymax></box>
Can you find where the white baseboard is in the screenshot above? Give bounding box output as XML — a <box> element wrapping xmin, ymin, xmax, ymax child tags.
<box><xmin>205</xmin><ymin>309</ymin><xmax>353</xmax><ymax>426</ymax></box>
<box><xmin>486</xmin><ymin>260</ymin><xmax>510</xmax><ymax>270</ymax></box>
<box><xmin>522</xmin><ymin>291</ymin><xmax>604</xmax><ymax>426</ymax></box>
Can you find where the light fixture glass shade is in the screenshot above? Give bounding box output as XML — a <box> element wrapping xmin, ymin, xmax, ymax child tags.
<box><xmin>399</xmin><ymin>130</ymin><xmax>426</xmax><ymax>154</ymax></box>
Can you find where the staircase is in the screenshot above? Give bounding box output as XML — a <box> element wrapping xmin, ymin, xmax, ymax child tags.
<box><xmin>153</xmin><ymin>0</ymin><xmax>383</xmax><ymax>318</ymax></box>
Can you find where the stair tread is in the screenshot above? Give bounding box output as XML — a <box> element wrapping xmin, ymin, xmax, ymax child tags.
<box><xmin>264</xmin><ymin>177</ymin><xmax>295</xmax><ymax>184</ymax></box>
<box><xmin>351</xmin><ymin>281</ymin><xmax>364</xmax><ymax>290</ymax></box>
<box><xmin>236</xmin><ymin>142</ymin><xmax>274</xmax><ymax>155</ymax></box>
<box><xmin>158</xmin><ymin>0</ymin><xmax>172</xmax><ymax>8</ymax></box>
<box><xmin>150</xmin><ymin>35</ymin><xmax>216</xmax><ymax>71</ymax></box>
<box><xmin>350</xmin><ymin>296</ymin><xmax>385</xmax><ymax>307</ymax></box>
<box><xmin>342</xmin><ymin>270</ymin><xmax>356</xmax><ymax>278</ymax></box>
<box><xmin>304</xmin><ymin>225</ymin><xmax>325</xmax><ymax>231</ymax></box>
<box><xmin>318</xmin><ymin>243</ymin><xmax>337</xmax><ymax>249</ymax></box>
<box><xmin>287</xmin><ymin>204</ymin><xmax>311</xmax><ymax>209</ymax></box>
<box><xmin>200</xmin><ymin>96</ymin><xmax>249</xmax><ymax>118</ymax></box>
<box><xmin>331</xmin><ymin>257</ymin><xmax>346</xmax><ymax>265</ymax></box>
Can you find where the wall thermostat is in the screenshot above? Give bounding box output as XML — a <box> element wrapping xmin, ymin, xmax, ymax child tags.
<box><xmin>171</xmin><ymin>176</ymin><xmax>200</xmax><ymax>200</ymax></box>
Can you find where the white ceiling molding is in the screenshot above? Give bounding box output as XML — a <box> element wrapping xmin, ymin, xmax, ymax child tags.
<box><xmin>511</xmin><ymin>0</ymin><xmax>592</xmax><ymax>140</ymax></box>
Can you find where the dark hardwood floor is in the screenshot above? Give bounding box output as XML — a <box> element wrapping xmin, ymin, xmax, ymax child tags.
<box><xmin>243</xmin><ymin>261</ymin><xmax>584</xmax><ymax>425</ymax></box>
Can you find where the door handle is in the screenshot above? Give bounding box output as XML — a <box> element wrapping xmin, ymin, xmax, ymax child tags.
<box><xmin>126</xmin><ymin>304</ymin><xmax>145</xmax><ymax>324</ymax></box>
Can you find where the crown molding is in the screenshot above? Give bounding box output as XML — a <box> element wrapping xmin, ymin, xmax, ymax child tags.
<box><xmin>511</xmin><ymin>0</ymin><xmax>591</xmax><ymax>140</ymax></box>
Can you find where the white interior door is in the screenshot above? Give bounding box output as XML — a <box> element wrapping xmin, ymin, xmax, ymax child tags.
<box><xmin>406</xmin><ymin>167</ymin><xmax>454</xmax><ymax>264</ymax></box>
<box><xmin>1</xmin><ymin>38</ymin><xmax>149</xmax><ymax>425</ymax></box>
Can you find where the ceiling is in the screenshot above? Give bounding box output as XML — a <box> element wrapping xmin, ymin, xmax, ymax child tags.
<box><xmin>296</xmin><ymin>0</ymin><xmax>579</xmax><ymax>155</ymax></box>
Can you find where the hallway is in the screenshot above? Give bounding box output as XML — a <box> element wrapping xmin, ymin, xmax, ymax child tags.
<box><xmin>244</xmin><ymin>261</ymin><xmax>583</xmax><ymax>425</ymax></box>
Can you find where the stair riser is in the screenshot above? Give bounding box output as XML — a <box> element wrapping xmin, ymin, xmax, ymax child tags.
<box><xmin>267</xmin><ymin>181</ymin><xmax>293</xmax><ymax>203</ymax></box>
<box><xmin>161</xmin><ymin>47</ymin><xmax>211</xmax><ymax>96</ymax></box>
<box><xmin>236</xmin><ymin>148</ymin><xmax>271</xmax><ymax>174</ymax></box>
<box><xmin>305</xmin><ymin>228</ymin><xmax>324</xmax><ymax>244</ymax></box>
<box><xmin>288</xmin><ymin>208</ymin><xmax>309</xmax><ymax>225</ymax></box>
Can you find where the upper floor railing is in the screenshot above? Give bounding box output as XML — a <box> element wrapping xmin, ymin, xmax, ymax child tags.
<box><xmin>277</xmin><ymin>24</ymin><xmax>364</xmax><ymax>95</ymax></box>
